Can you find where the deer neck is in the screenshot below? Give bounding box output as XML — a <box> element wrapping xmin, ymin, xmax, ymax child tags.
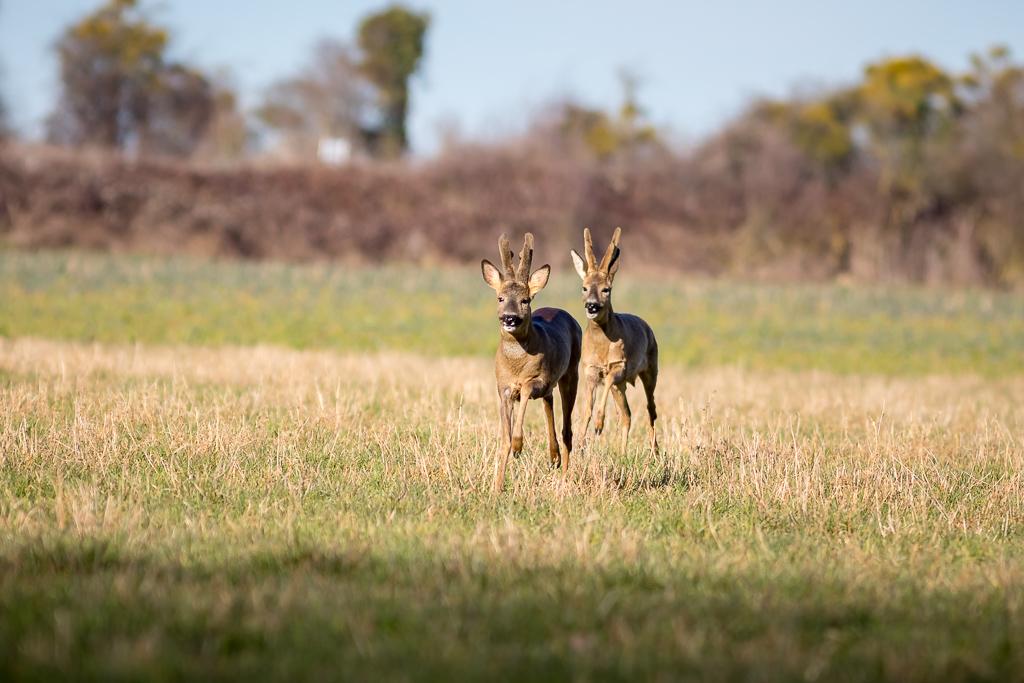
<box><xmin>589</xmin><ymin>301</ymin><xmax>617</xmax><ymax>335</ymax></box>
<box><xmin>500</xmin><ymin>317</ymin><xmax>539</xmax><ymax>357</ymax></box>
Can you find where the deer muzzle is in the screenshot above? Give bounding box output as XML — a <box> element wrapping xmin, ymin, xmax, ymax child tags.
<box><xmin>584</xmin><ymin>302</ymin><xmax>603</xmax><ymax>319</ymax></box>
<box><xmin>500</xmin><ymin>314</ymin><xmax>524</xmax><ymax>332</ymax></box>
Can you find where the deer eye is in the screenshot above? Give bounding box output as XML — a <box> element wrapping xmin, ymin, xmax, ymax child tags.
<box><xmin>601</xmin><ymin>288</ymin><xmax>611</xmax><ymax>294</ymax></box>
<box><xmin>582</xmin><ymin>287</ymin><xmax>587</xmax><ymax>293</ymax></box>
<box><xmin>522</xmin><ymin>298</ymin><xmax>531</xmax><ymax>305</ymax></box>
<box><xmin>497</xmin><ymin>296</ymin><xmax>505</xmax><ymax>302</ymax></box>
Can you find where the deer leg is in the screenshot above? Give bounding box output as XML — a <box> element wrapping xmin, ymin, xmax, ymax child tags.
<box><xmin>578</xmin><ymin>369</ymin><xmax>599</xmax><ymax>448</ymax></box>
<box><xmin>543</xmin><ymin>394</ymin><xmax>559</xmax><ymax>468</ymax></box>
<box><xmin>505</xmin><ymin>393</ymin><xmax>520</xmax><ymax>459</ymax></box>
<box><xmin>640</xmin><ymin>369</ymin><xmax>659</xmax><ymax>453</ymax></box>
<box><xmin>609</xmin><ymin>382</ymin><xmax>631</xmax><ymax>451</ymax></box>
<box><xmin>494</xmin><ymin>394</ymin><xmax>531</xmax><ymax>493</ymax></box>
<box><xmin>498</xmin><ymin>388</ymin><xmax>512</xmax><ymax>451</ymax></box>
<box><xmin>593</xmin><ymin>374</ymin><xmax>615</xmax><ymax>436</ymax></box>
<box><xmin>558</xmin><ymin>371</ymin><xmax>577</xmax><ymax>472</ymax></box>
<box><xmin>493</xmin><ymin>392</ymin><xmax>518</xmax><ymax>494</ymax></box>
<box><xmin>510</xmin><ymin>391</ymin><xmax>530</xmax><ymax>457</ymax></box>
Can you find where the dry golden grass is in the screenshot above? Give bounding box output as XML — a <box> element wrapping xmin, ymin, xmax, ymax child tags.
<box><xmin>2</xmin><ymin>337</ymin><xmax>1024</xmax><ymax>680</ymax></box>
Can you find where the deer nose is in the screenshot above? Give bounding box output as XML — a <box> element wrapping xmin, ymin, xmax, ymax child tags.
<box><xmin>585</xmin><ymin>302</ymin><xmax>602</xmax><ymax>313</ymax></box>
<box><xmin>500</xmin><ymin>314</ymin><xmax>523</xmax><ymax>326</ymax></box>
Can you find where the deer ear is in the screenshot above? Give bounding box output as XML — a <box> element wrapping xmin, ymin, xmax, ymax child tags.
<box><xmin>481</xmin><ymin>259</ymin><xmax>503</xmax><ymax>290</ymax></box>
<box><xmin>607</xmin><ymin>247</ymin><xmax>621</xmax><ymax>278</ymax></box>
<box><xmin>528</xmin><ymin>264</ymin><xmax>550</xmax><ymax>296</ymax></box>
<box><xmin>569</xmin><ymin>250</ymin><xmax>587</xmax><ymax>280</ymax></box>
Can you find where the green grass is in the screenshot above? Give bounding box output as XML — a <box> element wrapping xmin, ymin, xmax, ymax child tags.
<box><xmin>2</xmin><ymin>249</ymin><xmax>1022</xmax><ymax>375</ymax></box>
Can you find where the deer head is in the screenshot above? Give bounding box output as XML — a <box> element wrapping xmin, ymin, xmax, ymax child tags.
<box><xmin>570</xmin><ymin>227</ymin><xmax>621</xmax><ymax>323</ymax></box>
<box><xmin>481</xmin><ymin>233</ymin><xmax>551</xmax><ymax>337</ymax></box>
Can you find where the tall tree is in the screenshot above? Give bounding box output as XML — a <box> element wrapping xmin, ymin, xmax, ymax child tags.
<box><xmin>256</xmin><ymin>39</ymin><xmax>373</xmax><ymax>159</ymax></box>
<box><xmin>47</xmin><ymin>0</ymin><xmax>213</xmax><ymax>156</ymax></box>
<box><xmin>356</xmin><ymin>5</ymin><xmax>429</xmax><ymax>156</ymax></box>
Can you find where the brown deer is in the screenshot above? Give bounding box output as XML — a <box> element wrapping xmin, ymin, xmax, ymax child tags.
<box><xmin>481</xmin><ymin>233</ymin><xmax>582</xmax><ymax>491</ymax></box>
<box><xmin>570</xmin><ymin>227</ymin><xmax>659</xmax><ymax>451</ymax></box>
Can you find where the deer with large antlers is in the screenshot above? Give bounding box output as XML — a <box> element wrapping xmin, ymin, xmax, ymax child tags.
<box><xmin>570</xmin><ymin>227</ymin><xmax>659</xmax><ymax>452</ymax></box>
<box><xmin>481</xmin><ymin>233</ymin><xmax>582</xmax><ymax>491</ymax></box>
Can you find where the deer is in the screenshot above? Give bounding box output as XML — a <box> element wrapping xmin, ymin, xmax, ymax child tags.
<box><xmin>481</xmin><ymin>232</ymin><xmax>582</xmax><ymax>492</ymax></box>
<box><xmin>570</xmin><ymin>227</ymin><xmax>659</xmax><ymax>452</ymax></box>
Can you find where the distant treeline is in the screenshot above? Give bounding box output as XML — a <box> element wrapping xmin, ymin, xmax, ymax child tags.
<box><xmin>1</xmin><ymin>0</ymin><xmax>1022</xmax><ymax>285</ymax></box>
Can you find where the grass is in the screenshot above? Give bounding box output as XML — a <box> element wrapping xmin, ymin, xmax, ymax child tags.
<box><xmin>2</xmin><ymin>249</ymin><xmax>1024</xmax><ymax>680</ymax></box>
<box><xmin>2</xmin><ymin>249</ymin><xmax>1023</xmax><ymax>374</ymax></box>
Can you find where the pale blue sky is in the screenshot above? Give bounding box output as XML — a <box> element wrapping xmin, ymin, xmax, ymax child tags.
<box><xmin>1</xmin><ymin>1</ymin><xmax>1021</xmax><ymax>154</ymax></box>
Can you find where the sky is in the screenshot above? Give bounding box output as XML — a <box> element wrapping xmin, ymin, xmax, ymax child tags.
<box><xmin>1</xmin><ymin>0</ymin><xmax>1022</xmax><ymax>154</ymax></box>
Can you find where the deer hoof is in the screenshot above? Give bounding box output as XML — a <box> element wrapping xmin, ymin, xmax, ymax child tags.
<box><xmin>511</xmin><ymin>436</ymin><xmax>523</xmax><ymax>455</ymax></box>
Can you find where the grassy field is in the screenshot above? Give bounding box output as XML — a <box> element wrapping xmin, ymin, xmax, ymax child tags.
<box><xmin>2</xmin><ymin>250</ymin><xmax>1023</xmax><ymax>374</ymax></box>
<box><xmin>2</xmin><ymin>250</ymin><xmax>1024</xmax><ymax>681</ymax></box>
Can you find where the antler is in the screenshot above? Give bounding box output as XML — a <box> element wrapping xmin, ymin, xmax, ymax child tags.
<box><xmin>498</xmin><ymin>233</ymin><xmax>515</xmax><ymax>278</ymax></box>
<box><xmin>582</xmin><ymin>228</ymin><xmax>597</xmax><ymax>271</ymax></box>
<box><xmin>516</xmin><ymin>233</ymin><xmax>534</xmax><ymax>282</ymax></box>
<box><xmin>599</xmin><ymin>227</ymin><xmax>622</xmax><ymax>272</ymax></box>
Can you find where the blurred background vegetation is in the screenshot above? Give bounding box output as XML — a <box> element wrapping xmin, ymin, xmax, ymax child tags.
<box><xmin>1</xmin><ymin>0</ymin><xmax>1023</xmax><ymax>287</ymax></box>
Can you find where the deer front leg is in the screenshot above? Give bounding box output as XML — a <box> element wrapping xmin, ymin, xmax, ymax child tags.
<box><xmin>594</xmin><ymin>361</ymin><xmax>625</xmax><ymax>437</ymax></box>
<box><xmin>493</xmin><ymin>391</ymin><xmax>515</xmax><ymax>494</ymax></box>
<box><xmin>498</xmin><ymin>388</ymin><xmax>512</xmax><ymax>450</ymax></box>
<box><xmin>609</xmin><ymin>383</ymin><xmax>631</xmax><ymax>451</ymax></box>
<box><xmin>592</xmin><ymin>374</ymin><xmax>615</xmax><ymax>436</ymax></box>
<box><xmin>510</xmin><ymin>390</ymin><xmax>530</xmax><ymax>456</ymax></box>
<box><xmin>578</xmin><ymin>368</ymin><xmax>600</xmax><ymax>448</ymax></box>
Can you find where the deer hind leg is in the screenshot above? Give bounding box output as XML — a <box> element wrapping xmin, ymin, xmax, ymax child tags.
<box><xmin>558</xmin><ymin>370</ymin><xmax>578</xmax><ymax>472</ymax></box>
<box><xmin>640</xmin><ymin>368</ymin><xmax>659</xmax><ymax>453</ymax></box>
<box><xmin>609</xmin><ymin>383</ymin><xmax>631</xmax><ymax>451</ymax></box>
<box><xmin>542</xmin><ymin>394</ymin><xmax>560</xmax><ymax>468</ymax></box>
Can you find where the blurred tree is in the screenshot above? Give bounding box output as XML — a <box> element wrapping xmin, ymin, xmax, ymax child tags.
<box><xmin>141</xmin><ymin>63</ymin><xmax>214</xmax><ymax>156</ymax></box>
<box><xmin>857</xmin><ymin>56</ymin><xmax>960</xmax><ymax>198</ymax></box>
<box><xmin>559</xmin><ymin>105</ymin><xmax>618</xmax><ymax>158</ymax></box>
<box><xmin>961</xmin><ymin>45</ymin><xmax>1024</xmax><ymax>161</ymax></box>
<box><xmin>957</xmin><ymin>45</ymin><xmax>1024</xmax><ymax>283</ymax></box>
<box><xmin>195</xmin><ymin>76</ymin><xmax>252</xmax><ymax>162</ymax></box>
<box><xmin>48</xmin><ymin>0</ymin><xmax>167</xmax><ymax>148</ymax></box>
<box><xmin>555</xmin><ymin>71</ymin><xmax>662</xmax><ymax>161</ymax></box>
<box><xmin>754</xmin><ymin>94</ymin><xmax>855</xmax><ymax>174</ymax></box>
<box><xmin>614</xmin><ymin>69</ymin><xmax>661</xmax><ymax>155</ymax></box>
<box><xmin>852</xmin><ymin>56</ymin><xmax>963</xmax><ymax>275</ymax></box>
<box><xmin>256</xmin><ymin>39</ymin><xmax>373</xmax><ymax>160</ymax></box>
<box><xmin>356</xmin><ymin>5</ymin><xmax>429</xmax><ymax>157</ymax></box>
<box><xmin>47</xmin><ymin>0</ymin><xmax>213</xmax><ymax>156</ymax></box>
